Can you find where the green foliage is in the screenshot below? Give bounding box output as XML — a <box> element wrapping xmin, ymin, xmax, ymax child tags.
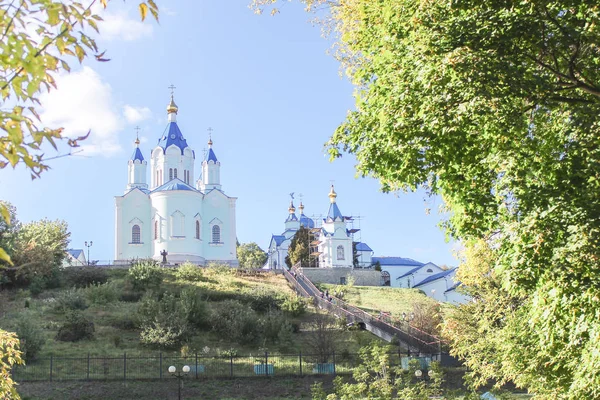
<box><xmin>174</xmin><ymin>262</ymin><xmax>205</xmax><ymax>282</ymax></box>
<box><xmin>11</xmin><ymin>219</ymin><xmax>69</xmax><ymax>283</ymax></box>
<box><xmin>178</xmin><ymin>287</ymin><xmax>208</xmax><ymax>329</ymax></box>
<box><xmin>15</xmin><ymin>315</ymin><xmax>45</xmax><ymax>361</ymax></box>
<box><xmin>63</xmin><ymin>267</ymin><xmax>109</xmax><ymax>288</ymax></box>
<box><xmin>304</xmin><ymin>313</ymin><xmax>339</xmax><ymax>363</ymax></box>
<box><xmin>237</xmin><ymin>242</ymin><xmax>267</xmax><ymax>269</ymax></box>
<box><xmin>0</xmin><ymin>201</ymin><xmax>19</xmax><ymax>265</ymax></box>
<box><xmin>128</xmin><ymin>260</ymin><xmax>163</xmax><ymax>291</ymax></box>
<box><xmin>210</xmin><ymin>300</ymin><xmax>261</xmax><ymax>345</ymax></box>
<box><xmin>54</xmin><ymin>288</ymin><xmax>88</xmax><ymax>312</ymax></box>
<box><xmin>84</xmin><ymin>281</ymin><xmax>119</xmax><ymax>305</ymax></box>
<box><xmin>28</xmin><ymin>276</ymin><xmax>46</xmax><ymax>296</ymax></box>
<box><xmin>280</xmin><ymin>294</ymin><xmax>308</xmax><ymax>317</ymax></box>
<box><xmin>0</xmin><ymin>330</ymin><xmax>24</xmax><ymax>399</ymax></box>
<box><xmin>286</xmin><ymin>226</ymin><xmax>317</xmax><ymax>268</ymax></box>
<box><xmin>247</xmin><ymin>287</ymin><xmax>281</xmax><ymax>312</ymax></box>
<box><xmin>56</xmin><ymin>311</ymin><xmax>95</xmax><ymax>342</ymax></box>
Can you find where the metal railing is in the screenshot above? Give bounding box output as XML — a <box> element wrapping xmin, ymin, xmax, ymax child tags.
<box><xmin>12</xmin><ymin>351</ymin><xmax>437</xmax><ymax>382</ymax></box>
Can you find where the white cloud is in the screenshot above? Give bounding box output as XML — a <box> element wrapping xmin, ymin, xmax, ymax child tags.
<box><xmin>123</xmin><ymin>105</ymin><xmax>152</xmax><ymax>123</ymax></box>
<box><xmin>40</xmin><ymin>67</ymin><xmax>122</xmax><ymax>156</ymax></box>
<box><xmin>97</xmin><ymin>10</ymin><xmax>153</xmax><ymax>41</ymax></box>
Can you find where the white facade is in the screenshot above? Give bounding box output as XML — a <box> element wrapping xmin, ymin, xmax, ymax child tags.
<box><xmin>64</xmin><ymin>249</ymin><xmax>87</xmax><ymax>267</ymax></box>
<box><xmin>114</xmin><ymin>96</ymin><xmax>238</xmax><ymax>266</ymax></box>
<box><xmin>396</xmin><ymin>262</ymin><xmax>443</xmax><ymax>288</ymax></box>
<box><xmin>318</xmin><ymin>186</ymin><xmax>354</xmax><ymax>268</ymax></box>
<box><xmin>266</xmin><ymin>201</ymin><xmax>314</xmax><ymax>269</ymax></box>
<box><xmin>413</xmin><ymin>268</ymin><xmax>468</xmax><ymax>303</ymax></box>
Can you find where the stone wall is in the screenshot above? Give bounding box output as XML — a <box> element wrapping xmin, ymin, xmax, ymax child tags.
<box><xmin>298</xmin><ymin>267</ymin><xmax>381</xmax><ymax>286</ymax></box>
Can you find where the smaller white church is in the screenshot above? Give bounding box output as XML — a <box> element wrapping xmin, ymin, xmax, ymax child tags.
<box><xmin>114</xmin><ymin>94</ymin><xmax>238</xmax><ymax>266</ymax></box>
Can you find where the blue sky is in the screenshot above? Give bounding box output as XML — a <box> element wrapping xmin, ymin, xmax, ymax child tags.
<box><xmin>0</xmin><ymin>0</ymin><xmax>459</xmax><ymax>266</ymax></box>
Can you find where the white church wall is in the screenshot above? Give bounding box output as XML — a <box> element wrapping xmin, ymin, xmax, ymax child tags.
<box><xmin>201</xmin><ymin>190</ymin><xmax>237</xmax><ymax>265</ymax></box>
<box><xmin>115</xmin><ymin>189</ymin><xmax>152</xmax><ymax>261</ymax></box>
<box><xmin>416</xmin><ymin>278</ymin><xmax>450</xmax><ymax>302</ymax></box>
<box><xmin>382</xmin><ymin>266</ymin><xmax>422</xmax><ymax>287</ymax></box>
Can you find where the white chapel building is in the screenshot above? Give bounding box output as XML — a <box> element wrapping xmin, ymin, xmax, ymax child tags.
<box><xmin>114</xmin><ymin>95</ymin><xmax>238</xmax><ymax>266</ymax></box>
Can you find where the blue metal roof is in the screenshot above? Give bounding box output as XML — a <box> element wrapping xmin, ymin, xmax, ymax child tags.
<box><xmin>157</xmin><ymin>122</ymin><xmax>190</xmax><ymax>154</ymax></box>
<box><xmin>413</xmin><ymin>268</ymin><xmax>456</xmax><ymax>288</ymax></box>
<box><xmin>372</xmin><ymin>257</ymin><xmax>424</xmax><ymax>266</ymax></box>
<box><xmin>444</xmin><ymin>282</ymin><xmax>461</xmax><ymax>293</ymax></box>
<box><xmin>67</xmin><ymin>249</ymin><xmax>83</xmax><ymax>258</ymax></box>
<box><xmin>327</xmin><ymin>202</ymin><xmax>343</xmax><ymax>221</ymax></box>
<box><xmin>286</xmin><ymin>213</ymin><xmax>298</xmax><ymax>222</ymax></box>
<box><xmin>206</xmin><ymin>147</ymin><xmax>218</xmax><ymax>162</ymax></box>
<box><xmin>272</xmin><ymin>235</ymin><xmax>286</xmax><ymax>246</ymax></box>
<box><xmin>152</xmin><ymin>179</ymin><xmax>197</xmax><ymax>193</ymax></box>
<box><xmin>355</xmin><ymin>242</ymin><xmax>373</xmax><ymax>252</ymax></box>
<box><xmin>299</xmin><ymin>214</ymin><xmax>315</xmax><ymax>228</ymax></box>
<box><xmin>396</xmin><ymin>266</ymin><xmax>423</xmax><ymax>279</ymax></box>
<box><xmin>131</xmin><ymin>147</ymin><xmax>144</xmax><ymax>162</ymax></box>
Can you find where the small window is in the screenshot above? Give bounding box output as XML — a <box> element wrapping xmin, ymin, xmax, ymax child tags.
<box><xmin>154</xmin><ymin>220</ymin><xmax>158</xmax><ymax>240</ymax></box>
<box><xmin>169</xmin><ymin>168</ymin><xmax>173</xmax><ymax>180</ymax></box>
<box><xmin>132</xmin><ymin>225</ymin><xmax>141</xmax><ymax>244</ymax></box>
<box><xmin>212</xmin><ymin>225</ymin><xmax>221</xmax><ymax>243</ymax></box>
<box><xmin>426</xmin><ymin>268</ymin><xmax>433</xmax><ymax>273</ymax></box>
<box><xmin>174</xmin><ymin>169</ymin><xmax>178</xmax><ymax>179</ymax></box>
<box><xmin>195</xmin><ymin>220</ymin><xmax>200</xmax><ymax>239</ymax></box>
<box><xmin>337</xmin><ymin>245</ymin><xmax>345</xmax><ymax>260</ymax></box>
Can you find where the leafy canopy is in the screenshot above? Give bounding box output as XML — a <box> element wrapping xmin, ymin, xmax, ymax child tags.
<box><xmin>252</xmin><ymin>0</ymin><xmax>600</xmax><ymax>397</ymax></box>
<box><xmin>237</xmin><ymin>242</ymin><xmax>268</xmax><ymax>269</ymax></box>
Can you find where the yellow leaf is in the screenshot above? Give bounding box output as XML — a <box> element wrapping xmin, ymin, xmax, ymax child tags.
<box><xmin>139</xmin><ymin>3</ymin><xmax>148</xmax><ymax>21</ymax></box>
<box><xmin>0</xmin><ymin>248</ymin><xmax>12</xmax><ymax>265</ymax></box>
<box><xmin>0</xmin><ymin>203</ymin><xmax>10</xmax><ymax>224</ymax></box>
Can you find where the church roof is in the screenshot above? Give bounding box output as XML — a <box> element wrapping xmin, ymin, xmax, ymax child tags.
<box><xmin>326</xmin><ymin>202</ymin><xmax>343</xmax><ymax>221</ymax></box>
<box><xmin>444</xmin><ymin>282</ymin><xmax>461</xmax><ymax>293</ymax></box>
<box><xmin>286</xmin><ymin>213</ymin><xmax>298</xmax><ymax>222</ymax></box>
<box><xmin>271</xmin><ymin>235</ymin><xmax>286</xmax><ymax>246</ymax></box>
<box><xmin>299</xmin><ymin>214</ymin><xmax>315</xmax><ymax>228</ymax></box>
<box><xmin>67</xmin><ymin>249</ymin><xmax>83</xmax><ymax>259</ymax></box>
<box><xmin>206</xmin><ymin>147</ymin><xmax>218</xmax><ymax>162</ymax></box>
<box><xmin>157</xmin><ymin>122</ymin><xmax>190</xmax><ymax>154</ymax></box>
<box><xmin>372</xmin><ymin>256</ymin><xmax>424</xmax><ymax>266</ymax></box>
<box><xmin>355</xmin><ymin>242</ymin><xmax>373</xmax><ymax>252</ymax></box>
<box><xmin>152</xmin><ymin>179</ymin><xmax>198</xmax><ymax>193</ymax></box>
<box><xmin>396</xmin><ymin>266</ymin><xmax>424</xmax><ymax>279</ymax></box>
<box><xmin>131</xmin><ymin>147</ymin><xmax>144</xmax><ymax>162</ymax></box>
<box><xmin>413</xmin><ymin>268</ymin><xmax>456</xmax><ymax>288</ymax></box>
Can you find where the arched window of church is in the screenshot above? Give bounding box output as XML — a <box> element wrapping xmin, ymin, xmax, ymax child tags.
<box><xmin>169</xmin><ymin>168</ymin><xmax>173</xmax><ymax>180</ymax></box>
<box><xmin>426</xmin><ymin>268</ymin><xmax>433</xmax><ymax>273</ymax></box>
<box><xmin>381</xmin><ymin>271</ymin><xmax>391</xmax><ymax>286</ymax></box>
<box><xmin>337</xmin><ymin>245</ymin><xmax>345</xmax><ymax>260</ymax></box>
<box><xmin>212</xmin><ymin>225</ymin><xmax>221</xmax><ymax>243</ymax></box>
<box><xmin>132</xmin><ymin>225</ymin><xmax>141</xmax><ymax>244</ymax></box>
<box><xmin>195</xmin><ymin>220</ymin><xmax>200</xmax><ymax>239</ymax></box>
<box><xmin>154</xmin><ymin>220</ymin><xmax>158</xmax><ymax>240</ymax></box>
<box><xmin>171</xmin><ymin>211</ymin><xmax>184</xmax><ymax>237</ymax></box>
<box><xmin>174</xmin><ymin>169</ymin><xmax>178</xmax><ymax>179</ymax></box>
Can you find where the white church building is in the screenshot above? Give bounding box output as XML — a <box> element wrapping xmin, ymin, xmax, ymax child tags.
<box><xmin>114</xmin><ymin>95</ymin><xmax>238</xmax><ymax>266</ymax></box>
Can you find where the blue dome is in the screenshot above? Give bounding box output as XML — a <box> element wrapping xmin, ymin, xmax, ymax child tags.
<box><xmin>151</xmin><ymin>179</ymin><xmax>197</xmax><ymax>193</ymax></box>
<box><xmin>299</xmin><ymin>214</ymin><xmax>315</xmax><ymax>228</ymax></box>
<box><xmin>157</xmin><ymin>122</ymin><xmax>190</xmax><ymax>154</ymax></box>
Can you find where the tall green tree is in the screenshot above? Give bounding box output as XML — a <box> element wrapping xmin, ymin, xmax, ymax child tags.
<box><xmin>252</xmin><ymin>0</ymin><xmax>600</xmax><ymax>397</ymax></box>
<box><xmin>237</xmin><ymin>242</ymin><xmax>267</xmax><ymax>269</ymax></box>
<box><xmin>285</xmin><ymin>225</ymin><xmax>317</xmax><ymax>268</ymax></box>
<box><xmin>0</xmin><ymin>201</ymin><xmax>19</xmax><ymax>264</ymax></box>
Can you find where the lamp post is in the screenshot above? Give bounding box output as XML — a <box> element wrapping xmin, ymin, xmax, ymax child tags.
<box><xmin>84</xmin><ymin>241</ymin><xmax>93</xmax><ymax>265</ymax></box>
<box><xmin>168</xmin><ymin>365</ymin><xmax>190</xmax><ymax>400</ymax></box>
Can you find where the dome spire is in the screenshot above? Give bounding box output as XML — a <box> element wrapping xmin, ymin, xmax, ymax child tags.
<box><xmin>207</xmin><ymin>127</ymin><xmax>213</xmax><ymax>147</ymax></box>
<box><xmin>134</xmin><ymin>126</ymin><xmax>140</xmax><ymax>146</ymax></box>
<box><xmin>288</xmin><ymin>200</ymin><xmax>296</xmax><ymax>214</ymax></box>
<box><xmin>167</xmin><ymin>84</ymin><xmax>178</xmax><ymax>122</ymax></box>
<box><xmin>299</xmin><ymin>201</ymin><xmax>304</xmax><ymax>214</ymax></box>
<box><xmin>329</xmin><ymin>185</ymin><xmax>337</xmax><ymax>203</ymax></box>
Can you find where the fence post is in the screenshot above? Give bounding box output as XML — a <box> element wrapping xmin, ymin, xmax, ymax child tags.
<box><xmin>87</xmin><ymin>353</ymin><xmax>90</xmax><ymax>380</ymax></box>
<box><xmin>332</xmin><ymin>351</ymin><xmax>336</xmax><ymax>376</ymax></box>
<box><xmin>123</xmin><ymin>352</ymin><xmax>127</xmax><ymax>381</ymax></box>
<box><xmin>159</xmin><ymin>352</ymin><xmax>163</xmax><ymax>379</ymax></box>
<box><xmin>265</xmin><ymin>351</ymin><xmax>269</xmax><ymax>376</ymax></box>
<box><xmin>195</xmin><ymin>353</ymin><xmax>198</xmax><ymax>379</ymax></box>
<box><xmin>229</xmin><ymin>354</ymin><xmax>233</xmax><ymax>378</ymax></box>
<box><xmin>50</xmin><ymin>355</ymin><xmax>53</xmax><ymax>382</ymax></box>
<box><xmin>299</xmin><ymin>351</ymin><xmax>303</xmax><ymax>377</ymax></box>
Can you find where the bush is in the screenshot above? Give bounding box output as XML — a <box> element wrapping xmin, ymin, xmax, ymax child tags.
<box><xmin>175</xmin><ymin>263</ymin><xmax>205</xmax><ymax>282</ymax></box>
<box><xmin>62</xmin><ymin>267</ymin><xmax>109</xmax><ymax>288</ymax></box>
<box><xmin>137</xmin><ymin>293</ymin><xmax>193</xmax><ymax>349</ymax></box>
<box><xmin>85</xmin><ymin>281</ymin><xmax>119</xmax><ymax>305</ymax></box>
<box><xmin>15</xmin><ymin>316</ymin><xmax>45</xmax><ymax>361</ymax></box>
<box><xmin>128</xmin><ymin>260</ymin><xmax>163</xmax><ymax>291</ymax></box>
<box><xmin>29</xmin><ymin>276</ymin><xmax>46</xmax><ymax>296</ymax></box>
<box><xmin>54</xmin><ymin>288</ymin><xmax>88</xmax><ymax>312</ymax></box>
<box><xmin>247</xmin><ymin>288</ymin><xmax>281</xmax><ymax>313</ymax></box>
<box><xmin>179</xmin><ymin>287</ymin><xmax>208</xmax><ymax>328</ymax></box>
<box><xmin>56</xmin><ymin>311</ymin><xmax>95</xmax><ymax>342</ymax></box>
<box><xmin>210</xmin><ymin>300</ymin><xmax>261</xmax><ymax>345</ymax></box>
<box><xmin>281</xmin><ymin>294</ymin><xmax>308</xmax><ymax>317</ymax></box>
<box><xmin>111</xmin><ymin>315</ymin><xmax>137</xmax><ymax>331</ymax></box>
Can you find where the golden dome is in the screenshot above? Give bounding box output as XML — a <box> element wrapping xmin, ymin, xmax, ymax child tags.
<box><xmin>135</xmin><ymin>137</ymin><xmax>140</xmax><ymax>146</ymax></box>
<box><xmin>288</xmin><ymin>200</ymin><xmax>296</xmax><ymax>214</ymax></box>
<box><xmin>299</xmin><ymin>202</ymin><xmax>304</xmax><ymax>213</ymax></box>
<box><xmin>167</xmin><ymin>95</ymin><xmax>178</xmax><ymax>114</ymax></box>
<box><xmin>208</xmin><ymin>138</ymin><xmax>213</xmax><ymax>147</ymax></box>
<box><xmin>328</xmin><ymin>185</ymin><xmax>337</xmax><ymax>203</ymax></box>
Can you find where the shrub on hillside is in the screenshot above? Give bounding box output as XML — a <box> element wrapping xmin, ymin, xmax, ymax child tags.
<box><xmin>281</xmin><ymin>294</ymin><xmax>308</xmax><ymax>317</ymax></box>
<box><xmin>15</xmin><ymin>316</ymin><xmax>45</xmax><ymax>360</ymax></box>
<box><xmin>128</xmin><ymin>260</ymin><xmax>163</xmax><ymax>291</ymax></box>
<box><xmin>179</xmin><ymin>287</ymin><xmax>208</xmax><ymax>328</ymax></box>
<box><xmin>63</xmin><ymin>267</ymin><xmax>109</xmax><ymax>288</ymax></box>
<box><xmin>259</xmin><ymin>310</ymin><xmax>294</xmax><ymax>345</ymax></box>
<box><xmin>56</xmin><ymin>311</ymin><xmax>95</xmax><ymax>342</ymax></box>
<box><xmin>210</xmin><ymin>300</ymin><xmax>260</xmax><ymax>345</ymax></box>
<box><xmin>54</xmin><ymin>288</ymin><xmax>88</xmax><ymax>312</ymax></box>
<box><xmin>175</xmin><ymin>263</ymin><xmax>205</xmax><ymax>282</ymax></box>
<box><xmin>85</xmin><ymin>281</ymin><xmax>119</xmax><ymax>305</ymax></box>
<box><xmin>137</xmin><ymin>293</ymin><xmax>191</xmax><ymax>348</ymax></box>
<box><xmin>247</xmin><ymin>288</ymin><xmax>281</xmax><ymax>313</ymax></box>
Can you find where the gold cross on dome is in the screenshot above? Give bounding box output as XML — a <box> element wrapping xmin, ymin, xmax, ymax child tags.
<box><xmin>168</xmin><ymin>84</ymin><xmax>176</xmax><ymax>96</ymax></box>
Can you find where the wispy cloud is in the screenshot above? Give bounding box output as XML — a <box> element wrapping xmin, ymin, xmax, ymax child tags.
<box><xmin>123</xmin><ymin>105</ymin><xmax>152</xmax><ymax>123</ymax></box>
<box><xmin>97</xmin><ymin>9</ymin><xmax>153</xmax><ymax>41</ymax></box>
<box><xmin>40</xmin><ymin>67</ymin><xmax>122</xmax><ymax>156</ymax></box>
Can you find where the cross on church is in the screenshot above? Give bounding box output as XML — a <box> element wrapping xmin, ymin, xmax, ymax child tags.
<box><xmin>168</xmin><ymin>84</ymin><xmax>176</xmax><ymax>96</ymax></box>
<box><xmin>134</xmin><ymin>126</ymin><xmax>141</xmax><ymax>137</ymax></box>
<box><xmin>207</xmin><ymin>127</ymin><xmax>213</xmax><ymax>141</ymax></box>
